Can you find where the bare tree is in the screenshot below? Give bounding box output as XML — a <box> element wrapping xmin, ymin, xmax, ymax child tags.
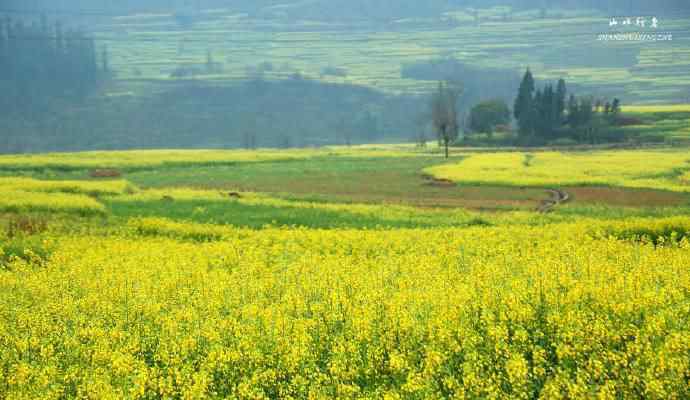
<box><xmin>431</xmin><ymin>81</ymin><xmax>461</xmax><ymax>158</ymax></box>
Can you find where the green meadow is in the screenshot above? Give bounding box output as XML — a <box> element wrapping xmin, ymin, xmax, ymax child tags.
<box><xmin>2</xmin><ymin>145</ymin><xmax>690</xmax><ymax>231</ymax></box>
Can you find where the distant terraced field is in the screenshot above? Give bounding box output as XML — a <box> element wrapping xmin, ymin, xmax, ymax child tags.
<box><xmin>92</xmin><ymin>7</ymin><xmax>690</xmax><ymax>103</ymax></box>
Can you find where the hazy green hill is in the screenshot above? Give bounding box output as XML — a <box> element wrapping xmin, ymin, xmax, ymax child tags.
<box><xmin>93</xmin><ymin>7</ymin><xmax>690</xmax><ymax>103</ymax></box>
<box><xmin>1</xmin><ymin>1</ymin><xmax>689</xmax><ymax>151</ymax></box>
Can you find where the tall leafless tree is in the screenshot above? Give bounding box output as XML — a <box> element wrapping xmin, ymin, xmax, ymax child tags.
<box><xmin>431</xmin><ymin>81</ymin><xmax>461</xmax><ymax>158</ymax></box>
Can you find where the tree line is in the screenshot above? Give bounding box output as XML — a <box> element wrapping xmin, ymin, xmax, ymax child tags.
<box><xmin>0</xmin><ymin>77</ymin><xmax>414</xmax><ymax>154</ymax></box>
<box><xmin>433</xmin><ymin>68</ymin><xmax>626</xmax><ymax>151</ymax></box>
<box><xmin>513</xmin><ymin>69</ymin><xmax>621</xmax><ymax>144</ymax></box>
<box><xmin>0</xmin><ymin>15</ymin><xmax>106</xmax><ymax>114</ymax></box>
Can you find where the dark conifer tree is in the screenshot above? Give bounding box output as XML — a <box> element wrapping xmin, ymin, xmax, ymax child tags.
<box><xmin>534</xmin><ymin>88</ymin><xmax>544</xmax><ymax>137</ymax></box>
<box><xmin>514</xmin><ymin>68</ymin><xmax>535</xmax><ymax>137</ymax></box>
<box><xmin>556</xmin><ymin>78</ymin><xmax>567</xmax><ymax>124</ymax></box>
<box><xmin>544</xmin><ymin>84</ymin><xmax>558</xmax><ymax>139</ymax></box>
<box><xmin>544</xmin><ymin>84</ymin><xmax>555</xmax><ymax>138</ymax></box>
<box><xmin>514</xmin><ymin>68</ymin><xmax>534</xmax><ymax>121</ymax></box>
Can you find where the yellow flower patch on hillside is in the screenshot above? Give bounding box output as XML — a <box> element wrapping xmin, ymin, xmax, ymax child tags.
<box><xmin>426</xmin><ymin>150</ymin><xmax>690</xmax><ymax>191</ymax></box>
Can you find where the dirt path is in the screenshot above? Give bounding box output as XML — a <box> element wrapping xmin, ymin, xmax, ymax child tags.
<box><xmin>421</xmin><ymin>174</ymin><xmax>456</xmax><ymax>187</ymax></box>
<box><xmin>536</xmin><ymin>188</ymin><xmax>570</xmax><ymax>213</ymax></box>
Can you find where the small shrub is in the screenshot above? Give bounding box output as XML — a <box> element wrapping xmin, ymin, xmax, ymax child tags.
<box><xmin>124</xmin><ymin>184</ymin><xmax>137</xmax><ymax>195</ymax></box>
<box><xmin>465</xmin><ymin>217</ymin><xmax>492</xmax><ymax>227</ymax></box>
<box><xmin>522</xmin><ymin>153</ymin><xmax>535</xmax><ymax>167</ymax></box>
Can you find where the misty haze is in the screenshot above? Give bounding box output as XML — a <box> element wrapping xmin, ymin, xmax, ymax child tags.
<box><xmin>1</xmin><ymin>1</ymin><xmax>689</xmax><ymax>398</ymax></box>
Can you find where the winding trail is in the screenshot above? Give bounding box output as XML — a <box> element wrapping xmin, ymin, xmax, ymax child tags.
<box><xmin>536</xmin><ymin>188</ymin><xmax>570</xmax><ymax>213</ymax></box>
<box><xmin>421</xmin><ymin>173</ymin><xmax>571</xmax><ymax>212</ymax></box>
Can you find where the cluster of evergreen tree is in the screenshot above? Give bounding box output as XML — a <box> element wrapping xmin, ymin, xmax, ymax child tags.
<box><xmin>514</xmin><ymin>69</ymin><xmax>623</xmax><ymax>143</ymax></box>
<box><xmin>514</xmin><ymin>69</ymin><xmax>564</xmax><ymax>140</ymax></box>
<box><xmin>0</xmin><ymin>16</ymin><xmax>106</xmax><ymax>114</ymax></box>
<box><xmin>566</xmin><ymin>95</ymin><xmax>620</xmax><ymax>129</ymax></box>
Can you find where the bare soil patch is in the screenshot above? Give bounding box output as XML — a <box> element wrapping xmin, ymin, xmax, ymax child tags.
<box><xmin>421</xmin><ymin>174</ymin><xmax>456</xmax><ymax>187</ymax></box>
<box><xmin>89</xmin><ymin>169</ymin><xmax>122</xmax><ymax>178</ymax></box>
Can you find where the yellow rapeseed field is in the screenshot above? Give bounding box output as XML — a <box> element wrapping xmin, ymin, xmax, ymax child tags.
<box><xmin>1</xmin><ymin>220</ymin><xmax>689</xmax><ymax>399</ymax></box>
<box><xmin>0</xmin><ymin>150</ymin><xmax>303</xmax><ymax>170</ymax></box>
<box><xmin>0</xmin><ymin>178</ymin><xmax>133</xmax><ymax>196</ymax></box>
<box><xmin>0</xmin><ymin>147</ymin><xmax>420</xmax><ymax>171</ymax></box>
<box><xmin>0</xmin><ymin>190</ymin><xmax>106</xmax><ymax>215</ymax></box>
<box><xmin>426</xmin><ymin>150</ymin><xmax>690</xmax><ymax>192</ymax></box>
<box><xmin>0</xmin><ymin>148</ymin><xmax>689</xmax><ymax>398</ymax></box>
<box><xmin>0</xmin><ymin>178</ymin><xmax>131</xmax><ymax>215</ymax></box>
<box><xmin>622</xmin><ymin>104</ymin><xmax>690</xmax><ymax>113</ymax></box>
